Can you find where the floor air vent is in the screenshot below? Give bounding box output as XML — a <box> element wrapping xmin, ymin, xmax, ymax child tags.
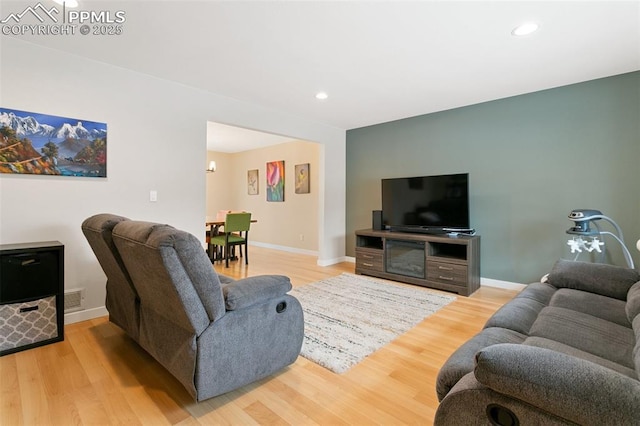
<box><xmin>64</xmin><ymin>288</ymin><xmax>85</xmax><ymax>312</ymax></box>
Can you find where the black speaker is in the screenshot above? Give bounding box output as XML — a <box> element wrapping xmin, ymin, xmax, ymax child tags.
<box><xmin>372</xmin><ymin>210</ymin><xmax>383</xmax><ymax>230</ymax></box>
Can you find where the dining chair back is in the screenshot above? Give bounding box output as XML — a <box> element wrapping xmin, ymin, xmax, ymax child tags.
<box><xmin>210</xmin><ymin>212</ymin><xmax>252</xmax><ymax>267</ymax></box>
<box><xmin>225</xmin><ymin>212</ymin><xmax>251</xmax><ymax>235</ymax></box>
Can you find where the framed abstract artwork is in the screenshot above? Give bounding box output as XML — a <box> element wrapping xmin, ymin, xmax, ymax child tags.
<box><xmin>295</xmin><ymin>163</ymin><xmax>310</xmax><ymax>194</ymax></box>
<box><xmin>247</xmin><ymin>169</ymin><xmax>259</xmax><ymax>195</ymax></box>
<box><xmin>266</xmin><ymin>160</ymin><xmax>284</xmax><ymax>202</ymax></box>
<box><xmin>0</xmin><ymin>107</ymin><xmax>107</xmax><ymax>177</ymax></box>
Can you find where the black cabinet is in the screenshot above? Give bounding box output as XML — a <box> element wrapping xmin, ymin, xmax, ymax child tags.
<box><xmin>0</xmin><ymin>241</ymin><xmax>64</xmax><ymax>356</ymax></box>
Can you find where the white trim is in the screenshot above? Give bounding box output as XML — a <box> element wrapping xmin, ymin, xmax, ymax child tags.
<box><xmin>317</xmin><ymin>256</ymin><xmax>350</xmax><ymax>266</ymax></box>
<box><xmin>251</xmin><ymin>241</ymin><xmax>350</xmax><ymax>266</ymax></box>
<box><xmin>250</xmin><ymin>241</ymin><xmax>318</xmax><ymax>257</ymax></box>
<box><xmin>480</xmin><ymin>277</ymin><xmax>527</xmax><ymax>291</ymax></box>
<box><xmin>64</xmin><ymin>306</ymin><xmax>108</xmax><ymax>325</ymax></box>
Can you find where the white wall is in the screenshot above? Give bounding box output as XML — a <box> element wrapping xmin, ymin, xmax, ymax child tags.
<box><xmin>204</xmin><ymin>120</ymin><xmax>346</xmax><ymax>266</ymax></box>
<box><xmin>207</xmin><ymin>140</ymin><xmax>320</xmax><ymax>253</ymax></box>
<box><xmin>206</xmin><ymin>151</ymin><xmax>234</xmax><ymax>218</ymax></box>
<box><xmin>0</xmin><ymin>38</ymin><xmax>346</xmax><ymax>322</ymax></box>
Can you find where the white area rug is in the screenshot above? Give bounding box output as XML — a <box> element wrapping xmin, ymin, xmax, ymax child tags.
<box><xmin>289</xmin><ymin>273</ymin><xmax>456</xmax><ymax>373</ymax></box>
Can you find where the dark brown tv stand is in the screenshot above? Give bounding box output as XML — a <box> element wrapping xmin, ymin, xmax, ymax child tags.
<box><xmin>355</xmin><ymin>229</ymin><xmax>480</xmax><ymax>296</ymax></box>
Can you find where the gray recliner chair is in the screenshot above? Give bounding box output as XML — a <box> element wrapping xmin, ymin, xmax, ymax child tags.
<box><xmin>82</xmin><ymin>213</ymin><xmax>140</xmax><ymax>341</ymax></box>
<box><xmin>82</xmin><ymin>213</ymin><xmax>304</xmax><ymax>402</ymax></box>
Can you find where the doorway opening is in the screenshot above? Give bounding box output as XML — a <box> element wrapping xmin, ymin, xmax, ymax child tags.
<box><xmin>206</xmin><ymin>121</ymin><xmax>322</xmax><ymax>256</ymax></box>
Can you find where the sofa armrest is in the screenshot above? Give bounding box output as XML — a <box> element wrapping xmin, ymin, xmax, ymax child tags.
<box><xmin>222</xmin><ymin>275</ymin><xmax>292</xmax><ymax>310</ymax></box>
<box><xmin>475</xmin><ymin>343</ymin><xmax>640</xmax><ymax>425</ymax></box>
<box><xmin>546</xmin><ymin>259</ymin><xmax>640</xmax><ymax>300</ymax></box>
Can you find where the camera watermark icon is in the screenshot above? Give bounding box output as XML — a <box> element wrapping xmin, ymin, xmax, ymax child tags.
<box><xmin>1</xmin><ymin>2</ymin><xmax>126</xmax><ymax>36</ymax></box>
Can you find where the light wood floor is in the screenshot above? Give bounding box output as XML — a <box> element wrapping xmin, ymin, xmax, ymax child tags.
<box><xmin>0</xmin><ymin>246</ymin><xmax>519</xmax><ymax>425</ymax></box>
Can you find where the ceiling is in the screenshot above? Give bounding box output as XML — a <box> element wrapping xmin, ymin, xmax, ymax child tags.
<box><xmin>3</xmin><ymin>1</ymin><xmax>639</xmax><ymax>152</ymax></box>
<box><xmin>206</xmin><ymin>122</ymin><xmax>296</xmax><ymax>153</ymax></box>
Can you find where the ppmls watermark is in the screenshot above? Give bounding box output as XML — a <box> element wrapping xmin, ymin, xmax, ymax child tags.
<box><xmin>1</xmin><ymin>2</ymin><xmax>126</xmax><ymax>36</ymax></box>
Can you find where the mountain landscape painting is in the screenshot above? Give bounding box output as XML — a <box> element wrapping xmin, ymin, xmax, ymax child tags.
<box><xmin>0</xmin><ymin>108</ymin><xmax>107</xmax><ymax>177</ymax></box>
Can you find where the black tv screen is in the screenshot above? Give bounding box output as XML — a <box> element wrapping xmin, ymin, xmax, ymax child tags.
<box><xmin>381</xmin><ymin>173</ymin><xmax>469</xmax><ymax>230</ymax></box>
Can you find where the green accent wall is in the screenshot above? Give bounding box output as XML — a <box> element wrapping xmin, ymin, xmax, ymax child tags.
<box><xmin>346</xmin><ymin>72</ymin><xmax>639</xmax><ymax>283</ymax></box>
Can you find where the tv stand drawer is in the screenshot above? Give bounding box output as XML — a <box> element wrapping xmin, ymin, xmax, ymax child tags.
<box><xmin>355</xmin><ymin>248</ymin><xmax>383</xmax><ymax>272</ymax></box>
<box><xmin>427</xmin><ymin>262</ymin><xmax>467</xmax><ymax>286</ymax></box>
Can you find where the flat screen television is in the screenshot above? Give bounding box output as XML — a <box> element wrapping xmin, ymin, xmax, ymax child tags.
<box><xmin>381</xmin><ymin>173</ymin><xmax>470</xmax><ymax>232</ymax></box>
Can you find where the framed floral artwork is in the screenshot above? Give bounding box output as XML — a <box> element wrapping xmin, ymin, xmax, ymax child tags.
<box><xmin>266</xmin><ymin>160</ymin><xmax>284</xmax><ymax>202</ymax></box>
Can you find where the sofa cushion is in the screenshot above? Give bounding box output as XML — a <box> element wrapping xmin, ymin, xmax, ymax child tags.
<box><xmin>530</xmin><ymin>306</ymin><xmax>635</xmax><ymax>369</ymax></box>
<box><xmin>483</xmin><ymin>282</ymin><xmax>556</xmax><ymax>336</ymax></box>
<box><xmin>524</xmin><ymin>336</ymin><xmax>637</xmax><ymax>379</ymax></box>
<box><xmin>550</xmin><ymin>288</ymin><xmax>629</xmax><ymax>327</ymax></box>
<box><xmin>633</xmin><ymin>315</ymin><xmax>640</xmax><ymax>374</ymax></box>
<box><xmin>547</xmin><ymin>259</ymin><xmax>640</xmax><ymax>300</ymax></box>
<box><xmin>513</xmin><ymin>281</ymin><xmax>557</xmax><ymax>305</ymax></box>
<box><xmin>436</xmin><ymin>327</ymin><xmax>526</xmax><ymax>400</ymax></box>
<box><xmin>626</xmin><ymin>281</ymin><xmax>640</xmax><ymax>323</ymax></box>
<box><xmin>484</xmin><ymin>298</ymin><xmax>545</xmax><ymax>336</ymax></box>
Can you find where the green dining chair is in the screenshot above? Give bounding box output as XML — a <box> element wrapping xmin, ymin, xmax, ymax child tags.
<box><xmin>210</xmin><ymin>212</ymin><xmax>251</xmax><ymax>267</ymax></box>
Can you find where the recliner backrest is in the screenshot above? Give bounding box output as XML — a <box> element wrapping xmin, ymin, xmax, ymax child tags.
<box><xmin>112</xmin><ymin>221</ymin><xmax>227</xmax><ymax>334</ymax></box>
<box><xmin>81</xmin><ymin>213</ymin><xmax>140</xmax><ymax>339</ymax></box>
<box><xmin>626</xmin><ymin>281</ymin><xmax>640</xmax><ymax>373</ymax></box>
<box><xmin>111</xmin><ymin>220</ymin><xmax>227</xmax><ymax>399</ymax></box>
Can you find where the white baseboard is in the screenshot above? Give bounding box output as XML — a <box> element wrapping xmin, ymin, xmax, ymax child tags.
<box><xmin>64</xmin><ymin>306</ymin><xmax>108</xmax><ymax>325</ymax></box>
<box><xmin>250</xmin><ymin>241</ymin><xmax>351</xmax><ymax>266</ymax></box>
<box><xmin>317</xmin><ymin>256</ymin><xmax>350</xmax><ymax>267</ymax></box>
<box><xmin>250</xmin><ymin>241</ymin><xmax>318</xmax><ymax>257</ymax></box>
<box><xmin>480</xmin><ymin>277</ymin><xmax>527</xmax><ymax>291</ymax></box>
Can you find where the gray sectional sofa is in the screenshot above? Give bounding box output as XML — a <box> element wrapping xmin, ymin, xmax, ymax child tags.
<box><xmin>81</xmin><ymin>213</ymin><xmax>304</xmax><ymax>402</ymax></box>
<box><xmin>436</xmin><ymin>259</ymin><xmax>640</xmax><ymax>425</ymax></box>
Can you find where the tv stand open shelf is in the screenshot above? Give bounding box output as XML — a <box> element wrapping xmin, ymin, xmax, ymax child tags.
<box><xmin>355</xmin><ymin>229</ymin><xmax>480</xmax><ymax>296</ymax></box>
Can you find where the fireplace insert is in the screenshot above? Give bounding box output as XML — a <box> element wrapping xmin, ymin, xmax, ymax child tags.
<box><xmin>385</xmin><ymin>239</ymin><xmax>425</xmax><ymax>279</ymax></box>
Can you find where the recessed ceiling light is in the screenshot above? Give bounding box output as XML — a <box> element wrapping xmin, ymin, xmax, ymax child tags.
<box><xmin>315</xmin><ymin>92</ymin><xmax>328</xmax><ymax>100</ymax></box>
<box><xmin>512</xmin><ymin>22</ymin><xmax>539</xmax><ymax>36</ymax></box>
